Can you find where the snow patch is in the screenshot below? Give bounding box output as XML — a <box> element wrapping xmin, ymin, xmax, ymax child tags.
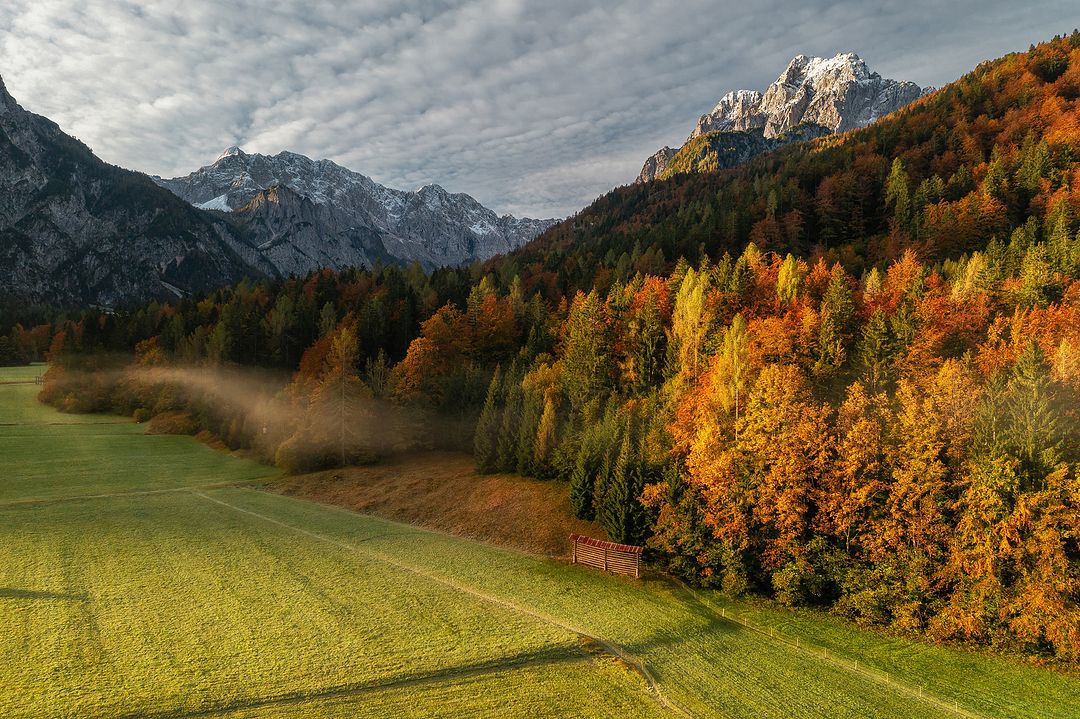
<box><xmin>195</xmin><ymin>194</ymin><xmax>232</xmax><ymax>212</ymax></box>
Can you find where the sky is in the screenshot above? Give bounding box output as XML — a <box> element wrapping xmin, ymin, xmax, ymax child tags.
<box><xmin>0</xmin><ymin>1</ymin><xmax>1074</xmax><ymax>218</ymax></box>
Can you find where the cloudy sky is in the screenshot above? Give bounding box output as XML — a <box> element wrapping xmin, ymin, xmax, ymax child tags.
<box><xmin>0</xmin><ymin>1</ymin><xmax>1073</xmax><ymax>217</ymax></box>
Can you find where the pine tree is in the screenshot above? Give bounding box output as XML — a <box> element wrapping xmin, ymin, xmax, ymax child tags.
<box><xmin>885</xmin><ymin>158</ymin><xmax>911</xmax><ymax>232</ymax></box>
<box><xmin>600</xmin><ymin>429</ymin><xmax>638</xmax><ymax>543</ymax></box>
<box><xmin>474</xmin><ymin>366</ymin><xmax>503</xmax><ymax>473</ymax></box>
<box><xmin>570</xmin><ymin>439</ymin><xmax>596</xmax><ymax>520</ymax></box>
<box><xmin>558</xmin><ymin>291</ymin><xmax>612</xmax><ymax>409</ymax></box>
<box><xmin>533</xmin><ymin>389</ymin><xmax>558</xmax><ymax>477</ymax></box>
<box><xmin>516</xmin><ymin>387</ymin><xmax>543</xmax><ymax>476</ymax></box>
<box><xmin>856</xmin><ymin>309</ymin><xmax>895</xmax><ymax>392</ymax></box>
<box><xmin>815</xmin><ymin>265</ymin><xmax>855</xmax><ymax>376</ymax></box>
<box><xmin>496</xmin><ymin>374</ymin><xmax>524</xmax><ymax>471</ymax></box>
<box><xmin>1005</xmin><ymin>342</ymin><xmax>1063</xmax><ymax>483</ymax></box>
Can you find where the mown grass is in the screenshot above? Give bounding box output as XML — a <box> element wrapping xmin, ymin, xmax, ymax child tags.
<box><xmin>0</xmin><ymin>491</ymin><xmax>662</xmax><ymax>719</ymax></box>
<box><xmin>2</xmin><ymin>377</ymin><xmax>1077</xmax><ymax>719</ymax></box>
<box><xmin>0</xmin><ymin>376</ymin><xmax>276</xmax><ymax>502</ymax></box>
<box><xmin>0</xmin><ymin>364</ymin><xmax>47</xmax><ymax>384</ymax></box>
<box><xmin>215</xmin><ymin>488</ymin><xmax>1080</xmax><ymax>719</ymax></box>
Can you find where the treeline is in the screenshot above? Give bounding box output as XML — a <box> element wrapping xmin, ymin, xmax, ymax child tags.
<box><xmin>494</xmin><ymin>31</ymin><xmax>1080</xmax><ymax>298</ymax></box>
<box><xmin>37</xmin><ymin>35</ymin><xmax>1080</xmax><ymax>662</ymax></box>
<box><xmin>0</xmin><ymin>296</ymin><xmax>57</xmax><ymax>366</ymax></box>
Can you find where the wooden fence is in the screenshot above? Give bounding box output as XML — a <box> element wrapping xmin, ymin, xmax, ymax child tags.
<box><xmin>569</xmin><ymin>533</ymin><xmax>643</xmax><ymax>578</ymax></box>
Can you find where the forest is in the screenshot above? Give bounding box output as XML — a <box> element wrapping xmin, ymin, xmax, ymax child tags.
<box><xmin>17</xmin><ymin>34</ymin><xmax>1080</xmax><ymax>663</ymax></box>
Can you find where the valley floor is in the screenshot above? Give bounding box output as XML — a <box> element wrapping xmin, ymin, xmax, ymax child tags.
<box><xmin>1</xmin><ymin>365</ymin><xmax>1076</xmax><ymax>719</ymax></box>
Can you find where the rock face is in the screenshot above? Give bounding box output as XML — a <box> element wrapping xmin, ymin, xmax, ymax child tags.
<box><xmin>0</xmin><ymin>75</ymin><xmax>556</xmax><ymax>307</ymax></box>
<box><xmin>639</xmin><ymin>53</ymin><xmax>929</xmax><ymax>182</ymax></box>
<box><xmin>155</xmin><ymin>149</ymin><xmax>556</xmax><ymax>271</ymax></box>
<box><xmin>0</xmin><ymin>76</ymin><xmax>273</xmax><ymax>307</ymax></box>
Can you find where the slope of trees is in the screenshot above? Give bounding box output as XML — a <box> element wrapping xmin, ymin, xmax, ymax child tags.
<box><xmin>34</xmin><ymin>34</ymin><xmax>1080</xmax><ymax>663</ymax></box>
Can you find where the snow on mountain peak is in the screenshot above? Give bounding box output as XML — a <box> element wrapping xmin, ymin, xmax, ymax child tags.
<box><xmin>638</xmin><ymin>51</ymin><xmax>926</xmax><ymax>183</ymax></box>
<box><xmin>217</xmin><ymin>145</ymin><xmax>244</xmax><ymax>161</ymax></box>
<box><xmin>153</xmin><ymin>149</ymin><xmax>558</xmax><ymax>270</ymax></box>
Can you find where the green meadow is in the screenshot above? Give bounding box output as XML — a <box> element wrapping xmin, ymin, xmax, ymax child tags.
<box><xmin>0</xmin><ymin>366</ymin><xmax>1076</xmax><ymax>718</ymax></box>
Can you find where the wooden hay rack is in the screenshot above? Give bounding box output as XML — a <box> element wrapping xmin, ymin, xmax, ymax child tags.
<box><xmin>569</xmin><ymin>533</ymin><xmax>643</xmax><ymax>578</ymax></box>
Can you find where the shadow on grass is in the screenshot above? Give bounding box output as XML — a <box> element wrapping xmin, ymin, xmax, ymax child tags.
<box><xmin>111</xmin><ymin>642</ymin><xmax>615</xmax><ymax>719</ymax></box>
<box><xmin>0</xmin><ymin>587</ymin><xmax>89</xmax><ymax>601</ymax></box>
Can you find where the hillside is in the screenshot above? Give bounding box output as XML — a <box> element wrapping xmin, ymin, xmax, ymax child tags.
<box><xmin>509</xmin><ymin>34</ymin><xmax>1080</xmax><ymax>295</ymax></box>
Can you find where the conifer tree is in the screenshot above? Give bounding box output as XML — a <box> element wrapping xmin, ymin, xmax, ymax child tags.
<box><xmin>856</xmin><ymin>309</ymin><xmax>895</xmax><ymax>392</ymax></box>
<box><xmin>1005</xmin><ymin>342</ymin><xmax>1063</xmax><ymax>482</ymax></box>
<box><xmin>570</xmin><ymin>440</ymin><xmax>596</xmax><ymax>520</ymax></box>
<box><xmin>600</xmin><ymin>428</ymin><xmax>641</xmax><ymax>544</ymax></box>
<box><xmin>885</xmin><ymin>158</ymin><xmax>911</xmax><ymax>232</ymax></box>
<box><xmin>533</xmin><ymin>389</ymin><xmax>558</xmax><ymax>477</ymax></box>
<box><xmin>474</xmin><ymin>366</ymin><xmax>503</xmax><ymax>473</ymax></box>
<box><xmin>496</xmin><ymin>372</ymin><xmax>523</xmax><ymax>471</ymax></box>
<box><xmin>815</xmin><ymin>265</ymin><xmax>855</xmax><ymax>376</ymax></box>
<box><xmin>516</xmin><ymin>387</ymin><xmax>543</xmax><ymax>476</ymax></box>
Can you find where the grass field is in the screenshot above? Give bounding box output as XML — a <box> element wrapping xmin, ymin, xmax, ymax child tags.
<box><xmin>1</xmin><ymin>365</ymin><xmax>1077</xmax><ymax>718</ymax></box>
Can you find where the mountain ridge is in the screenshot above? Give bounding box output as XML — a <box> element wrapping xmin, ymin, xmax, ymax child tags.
<box><xmin>154</xmin><ymin>148</ymin><xmax>557</xmax><ymax>271</ymax></box>
<box><xmin>638</xmin><ymin>52</ymin><xmax>929</xmax><ymax>182</ymax></box>
<box><xmin>0</xmin><ymin>77</ymin><xmax>555</xmax><ymax>307</ymax></box>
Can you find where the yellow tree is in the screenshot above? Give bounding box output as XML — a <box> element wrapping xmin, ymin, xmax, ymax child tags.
<box><xmin>737</xmin><ymin>364</ymin><xmax>834</xmax><ymax>604</ymax></box>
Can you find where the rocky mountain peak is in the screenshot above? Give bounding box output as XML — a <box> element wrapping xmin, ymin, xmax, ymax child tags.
<box><xmin>217</xmin><ymin>145</ymin><xmax>245</xmax><ymax>161</ymax></box>
<box><xmin>638</xmin><ymin>51</ymin><xmax>928</xmax><ymax>183</ymax></box>
<box><xmin>154</xmin><ymin>148</ymin><xmax>557</xmax><ymax>271</ymax></box>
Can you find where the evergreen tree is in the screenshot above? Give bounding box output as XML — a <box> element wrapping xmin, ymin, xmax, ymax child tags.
<box><xmin>515</xmin><ymin>387</ymin><xmax>543</xmax><ymax>476</ymax></box>
<box><xmin>856</xmin><ymin>309</ymin><xmax>895</xmax><ymax>392</ymax></box>
<box><xmin>1005</xmin><ymin>342</ymin><xmax>1064</xmax><ymax>483</ymax></box>
<box><xmin>600</xmin><ymin>428</ymin><xmax>645</xmax><ymax>544</ymax></box>
<box><xmin>474</xmin><ymin>366</ymin><xmax>503</xmax><ymax>473</ymax></box>
<box><xmin>570</xmin><ymin>439</ymin><xmax>596</xmax><ymax>520</ymax></box>
<box><xmin>496</xmin><ymin>374</ymin><xmax>524</xmax><ymax>471</ymax></box>
<box><xmin>885</xmin><ymin>158</ymin><xmax>911</xmax><ymax>232</ymax></box>
<box><xmin>558</xmin><ymin>291</ymin><xmax>612</xmax><ymax>409</ymax></box>
<box><xmin>533</xmin><ymin>389</ymin><xmax>558</xmax><ymax>477</ymax></box>
<box><xmin>815</xmin><ymin>265</ymin><xmax>855</xmax><ymax>376</ymax></box>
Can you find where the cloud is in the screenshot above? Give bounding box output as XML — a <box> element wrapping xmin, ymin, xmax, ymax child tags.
<box><xmin>0</xmin><ymin>0</ymin><xmax>1074</xmax><ymax>217</ymax></box>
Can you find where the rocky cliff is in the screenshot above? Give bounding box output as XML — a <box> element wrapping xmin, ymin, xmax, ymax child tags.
<box><xmin>639</xmin><ymin>53</ymin><xmax>929</xmax><ymax>182</ymax></box>
<box><xmin>155</xmin><ymin>149</ymin><xmax>557</xmax><ymax>270</ymax></box>
<box><xmin>0</xmin><ymin>76</ymin><xmax>272</xmax><ymax>307</ymax></box>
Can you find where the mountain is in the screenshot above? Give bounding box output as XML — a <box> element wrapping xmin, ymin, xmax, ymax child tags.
<box><xmin>0</xmin><ymin>76</ymin><xmax>274</xmax><ymax>307</ymax></box>
<box><xmin>638</xmin><ymin>52</ymin><xmax>928</xmax><ymax>182</ymax></box>
<box><xmin>509</xmin><ymin>35</ymin><xmax>1079</xmax><ymax>292</ymax></box>
<box><xmin>0</xmin><ymin>74</ymin><xmax>555</xmax><ymax>307</ymax></box>
<box><xmin>154</xmin><ymin>149</ymin><xmax>556</xmax><ymax>272</ymax></box>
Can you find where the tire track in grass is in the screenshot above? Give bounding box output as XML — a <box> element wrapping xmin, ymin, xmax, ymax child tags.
<box><xmin>0</xmin><ymin>483</ymin><xmax>245</xmax><ymax>508</ymax></box>
<box><xmin>113</xmin><ymin>646</ymin><xmax>589</xmax><ymax>719</ymax></box>
<box><xmin>671</xmin><ymin>579</ymin><xmax>992</xmax><ymax>719</ymax></box>
<box><xmin>191</xmin><ymin>490</ymin><xmax>691</xmax><ymax>719</ymax></box>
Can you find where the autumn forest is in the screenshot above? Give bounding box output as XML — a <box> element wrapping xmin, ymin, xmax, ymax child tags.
<box><xmin>7</xmin><ymin>34</ymin><xmax>1080</xmax><ymax>665</ymax></box>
